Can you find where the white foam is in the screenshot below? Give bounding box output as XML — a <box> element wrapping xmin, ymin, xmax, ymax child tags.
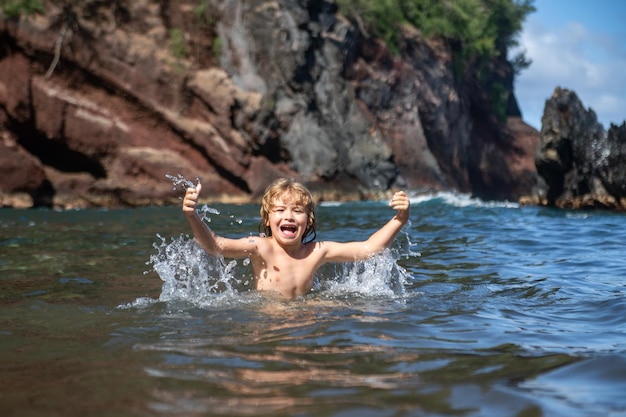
<box><xmin>410</xmin><ymin>191</ymin><xmax>519</xmax><ymax>209</ymax></box>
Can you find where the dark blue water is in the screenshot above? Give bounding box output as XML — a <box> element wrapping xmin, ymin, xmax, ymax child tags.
<box><xmin>1</xmin><ymin>192</ymin><xmax>625</xmax><ymax>416</ymax></box>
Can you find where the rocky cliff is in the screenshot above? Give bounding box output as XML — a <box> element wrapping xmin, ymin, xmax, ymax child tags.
<box><xmin>533</xmin><ymin>87</ymin><xmax>626</xmax><ymax>210</ymax></box>
<box><xmin>0</xmin><ymin>0</ymin><xmax>539</xmax><ymax>208</ymax></box>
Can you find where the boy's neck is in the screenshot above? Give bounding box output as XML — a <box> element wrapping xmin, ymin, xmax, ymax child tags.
<box><xmin>272</xmin><ymin>237</ymin><xmax>306</xmax><ymax>257</ymax></box>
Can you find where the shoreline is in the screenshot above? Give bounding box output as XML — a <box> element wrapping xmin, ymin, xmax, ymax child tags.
<box><xmin>4</xmin><ymin>190</ymin><xmax>625</xmax><ymax>211</ymax></box>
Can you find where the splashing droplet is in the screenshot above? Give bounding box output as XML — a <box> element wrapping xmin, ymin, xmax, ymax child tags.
<box><xmin>166</xmin><ymin>173</ymin><xmax>200</xmax><ymax>190</ymax></box>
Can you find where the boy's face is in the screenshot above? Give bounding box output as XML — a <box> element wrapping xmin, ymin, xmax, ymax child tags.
<box><xmin>266</xmin><ymin>195</ymin><xmax>309</xmax><ymax>245</ymax></box>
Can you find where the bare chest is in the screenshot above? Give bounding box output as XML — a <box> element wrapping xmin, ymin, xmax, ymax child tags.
<box><xmin>252</xmin><ymin>244</ymin><xmax>323</xmax><ymax>296</ymax></box>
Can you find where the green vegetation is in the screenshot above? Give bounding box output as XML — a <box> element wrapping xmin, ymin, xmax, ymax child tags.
<box><xmin>336</xmin><ymin>0</ymin><xmax>535</xmax><ymax>121</ymax></box>
<box><xmin>0</xmin><ymin>0</ymin><xmax>44</xmax><ymax>19</ymax></box>
<box><xmin>489</xmin><ymin>80</ymin><xmax>507</xmax><ymax>121</ymax></box>
<box><xmin>335</xmin><ymin>0</ymin><xmax>534</xmax><ymax>62</ymax></box>
<box><xmin>194</xmin><ymin>0</ymin><xmax>210</xmax><ymax>23</ymax></box>
<box><xmin>167</xmin><ymin>27</ymin><xmax>190</xmax><ymax>75</ymax></box>
<box><xmin>169</xmin><ymin>28</ymin><xmax>189</xmax><ymax>61</ymax></box>
<box><xmin>212</xmin><ymin>36</ymin><xmax>222</xmax><ymax>59</ymax></box>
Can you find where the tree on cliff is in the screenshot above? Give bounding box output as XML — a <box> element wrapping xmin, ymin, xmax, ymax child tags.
<box><xmin>335</xmin><ymin>0</ymin><xmax>534</xmax><ymax>61</ymax></box>
<box><xmin>335</xmin><ymin>0</ymin><xmax>534</xmax><ymax>122</ymax></box>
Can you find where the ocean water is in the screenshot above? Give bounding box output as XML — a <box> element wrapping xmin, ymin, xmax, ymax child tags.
<box><xmin>1</xmin><ymin>192</ymin><xmax>625</xmax><ymax>417</ymax></box>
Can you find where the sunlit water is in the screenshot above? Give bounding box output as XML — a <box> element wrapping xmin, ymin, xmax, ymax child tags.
<box><xmin>1</xmin><ymin>192</ymin><xmax>625</xmax><ymax>416</ymax></box>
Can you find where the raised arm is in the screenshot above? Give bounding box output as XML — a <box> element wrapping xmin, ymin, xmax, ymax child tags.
<box><xmin>182</xmin><ymin>183</ymin><xmax>221</xmax><ymax>254</ymax></box>
<box><xmin>322</xmin><ymin>191</ymin><xmax>410</xmax><ymax>262</ymax></box>
<box><xmin>182</xmin><ymin>183</ymin><xmax>255</xmax><ymax>258</ymax></box>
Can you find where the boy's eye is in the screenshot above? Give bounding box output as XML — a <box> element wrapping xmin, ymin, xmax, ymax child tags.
<box><xmin>271</xmin><ymin>207</ymin><xmax>305</xmax><ymax>214</ymax></box>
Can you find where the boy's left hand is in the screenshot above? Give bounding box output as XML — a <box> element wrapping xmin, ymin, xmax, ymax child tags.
<box><xmin>390</xmin><ymin>191</ymin><xmax>410</xmax><ymax>221</ymax></box>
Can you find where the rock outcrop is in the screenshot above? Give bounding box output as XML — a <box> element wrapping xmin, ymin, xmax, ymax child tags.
<box><xmin>0</xmin><ymin>0</ymin><xmax>539</xmax><ymax>208</ymax></box>
<box><xmin>534</xmin><ymin>87</ymin><xmax>626</xmax><ymax>210</ymax></box>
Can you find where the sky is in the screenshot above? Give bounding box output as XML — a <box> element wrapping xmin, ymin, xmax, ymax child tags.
<box><xmin>511</xmin><ymin>0</ymin><xmax>626</xmax><ymax>130</ymax></box>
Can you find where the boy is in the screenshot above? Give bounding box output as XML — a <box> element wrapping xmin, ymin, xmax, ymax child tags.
<box><xmin>183</xmin><ymin>178</ymin><xmax>410</xmax><ymax>299</ymax></box>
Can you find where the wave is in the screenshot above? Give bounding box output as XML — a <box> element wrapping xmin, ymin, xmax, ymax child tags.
<box><xmin>318</xmin><ymin>201</ymin><xmax>345</xmax><ymax>207</ymax></box>
<box><xmin>410</xmin><ymin>191</ymin><xmax>519</xmax><ymax>209</ymax></box>
<box><xmin>319</xmin><ymin>191</ymin><xmax>519</xmax><ymax>209</ymax></box>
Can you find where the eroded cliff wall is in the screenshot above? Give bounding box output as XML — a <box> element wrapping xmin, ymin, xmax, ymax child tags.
<box><xmin>0</xmin><ymin>0</ymin><xmax>539</xmax><ymax>208</ymax></box>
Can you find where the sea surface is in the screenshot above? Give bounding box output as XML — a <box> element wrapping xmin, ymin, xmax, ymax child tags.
<box><xmin>1</xmin><ymin>192</ymin><xmax>625</xmax><ymax>417</ymax></box>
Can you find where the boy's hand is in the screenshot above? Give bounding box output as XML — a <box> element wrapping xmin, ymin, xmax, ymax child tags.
<box><xmin>390</xmin><ymin>191</ymin><xmax>410</xmax><ymax>222</ymax></box>
<box><xmin>182</xmin><ymin>182</ymin><xmax>202</xmax><ymax>215</ymax></box>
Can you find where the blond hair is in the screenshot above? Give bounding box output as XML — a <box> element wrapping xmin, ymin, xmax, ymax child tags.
<box><xmin>259</xmin><ymin>178</ymin><xmax>316</xmax><ymax>243</ymax></box>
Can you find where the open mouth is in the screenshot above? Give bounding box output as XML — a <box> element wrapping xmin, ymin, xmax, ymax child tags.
<box><xmin>280</xmin><ymin>224</ymin><xmax>297</xmax><ymax>236</ymax></box>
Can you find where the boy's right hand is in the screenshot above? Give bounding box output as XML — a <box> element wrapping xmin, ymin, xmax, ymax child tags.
<box><xmin>182</xmin><ymin>182</ymin><xmax>202</xmax><ymax>215</ymax></box>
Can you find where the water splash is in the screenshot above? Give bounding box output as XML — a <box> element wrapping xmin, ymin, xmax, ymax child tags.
<box><xmin>395</xmin><ymin>220</ymin><xmax>421</xmax><ymax>259</ymax></box>
<box><xmin>165</xmin><ymin>173</ymin><xmax>200</xmax><ymax>191</ymax></box>
<box><xmin>166</xmin><ymin>173</ymin><xmax>221</xmax><ymax>224</ymax></box>
<box><xmin>319</xmin><ymin>250</ymin><xmax>411</xmax><ymax>299</ymax></box>
<box><xmin>146</xmin><ymin>234</ymin><xmax>253</xmax><ymax>307</ymax></box>
<box><xmin>141</xmin><ymin>232</ymin><xmax>413</xmax><ymax>307</ymax></box>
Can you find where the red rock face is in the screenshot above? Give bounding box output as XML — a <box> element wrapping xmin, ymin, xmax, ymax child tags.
<box><xmin>0</xmin><ymin>0</ymin><xmax>540</xmax><ymax>208</ymax></box>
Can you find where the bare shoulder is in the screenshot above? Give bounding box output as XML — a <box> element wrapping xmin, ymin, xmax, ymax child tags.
<box><xmin>220</xmin><ymin>234</ymin><xmax>270</xmax><ymax>258</ymax></box>
<box><xmin>239</xmin><ymin>234</ymin><xmax>271</xmax><ymax>250</ymax></box>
